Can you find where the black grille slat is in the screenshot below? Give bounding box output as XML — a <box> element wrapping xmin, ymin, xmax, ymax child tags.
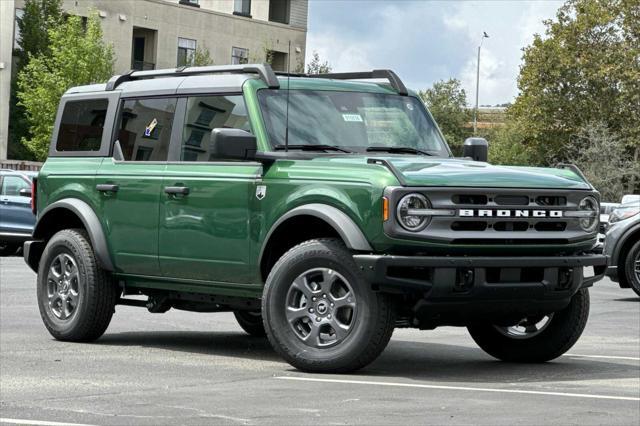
<box><xmin>451</xmin><ymin>221</ymin><xmax>487</xmax><ymax>231</ymax></box>
<box><xmin>494</xmin><ymin>221</ymin><xmax>529</xmax><ymax>232</ymax></box>
<box><xmin>494</xmin><ymin>195</ymin><xmax>529</xmax><ymax>206</ymax></box>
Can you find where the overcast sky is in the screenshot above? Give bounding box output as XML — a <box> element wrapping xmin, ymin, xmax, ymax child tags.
<box><xmin>305</xmin><ymin>0</ymin><xmax>564</xmax><ymax>106</ymax></box>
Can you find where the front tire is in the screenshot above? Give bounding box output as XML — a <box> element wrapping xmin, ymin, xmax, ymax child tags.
<box><xmin>262</xmin><ymin>239</ymin><xmax>395</xmax><ymax>373</ymax></box>
<box><xmin>468</xmin><ymin>288</ymin><xmax>590</xmax><ymax>362</ymax></box>
<box><xmin>37</xmin><ymin>229</ymin><xmax>118</xmax><ymax>342</ymax></box>
<box><xmin>623</xmin><ymin>239</ymin><xmax>640</xmax><ymax>297</ymax></box>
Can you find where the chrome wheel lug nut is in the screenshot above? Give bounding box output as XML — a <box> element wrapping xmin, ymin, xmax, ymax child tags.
<box><xmin>316</xmin><ymin>317</ymin><xmax>321</xmax><ymax>322</ymax></box>
<box><xmin>309</xmin><ymin>308</ymin><xmax>314</xmax><ymax>313</ymax></box>
<box><xmin>312</xmin><ymin>297</ymin><xmax>317</xmax><ymax>302</ymax></box>
<box><xmin>328</xmin><ymin>314</ymin><xmax>332</xmax><ymax>319</ymax></box>
<box><xmin>330</xmin><ymin>302</ymin><xmax>334</xmax><ymax>307</ymax></box>
<box><xmin>322</xmin><ymin>294</ymin><xmax>327</xmax><ymax>298</ymax></box>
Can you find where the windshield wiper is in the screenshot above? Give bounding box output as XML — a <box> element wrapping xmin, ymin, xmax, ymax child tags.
<box><xmin>274</xmin><ymin>144</ymin><xmax>353</xmax><ymax>153</ymax></box>
<box><xmin>366</xmin><ymin>146</ymin><xmax>435</xmax><ymax>156</ymax></box>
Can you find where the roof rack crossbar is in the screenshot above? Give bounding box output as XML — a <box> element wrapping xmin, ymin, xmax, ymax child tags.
<box><xmin>105</xmin><ymin>64</ymin><xmax>280</xmax><ymax>91</ymax></box>
<box><xmin>314</xmin><ymin>69</ymin><xmax>409</xmax><ymax>96</ymax></box>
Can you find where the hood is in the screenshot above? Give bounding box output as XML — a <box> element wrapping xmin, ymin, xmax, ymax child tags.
<box><xmin>315</xmin><ymin>156</ymin><xmax>592</xmax><ymax>190</ymax></box>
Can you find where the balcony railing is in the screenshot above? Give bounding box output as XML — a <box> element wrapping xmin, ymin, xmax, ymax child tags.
<box><xmin>132</xmin><ymin>61</ymin><xmax>155</xmax><ymax>71</ymax></box>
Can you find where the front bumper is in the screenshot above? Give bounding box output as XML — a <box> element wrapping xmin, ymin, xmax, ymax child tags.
<box><xmin>354</xmin><ymin>253</ymin><xmax>607</xmax><ymax>322</ymax></box>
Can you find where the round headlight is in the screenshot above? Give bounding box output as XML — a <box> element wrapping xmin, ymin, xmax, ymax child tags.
<box><xmin>578</xmin><ymin>196</ymin><xmax>599</xmax><ymax>233</ymax></box>
<box><xmin>397</xmin><ymin>193</ymin><xmax>429</xmax><ymax>231</ymax></box>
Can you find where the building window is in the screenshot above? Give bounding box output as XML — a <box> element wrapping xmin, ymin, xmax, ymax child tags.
<box><xmin>269</xmin><ymin>0</ymin><xmax>290</xmax><ymax>25</ymax></box>
<box><xmin>231</xmin><ymin>47</ymin><xmax>249</xmax><ymax>65</ymax></box>
<box><xmin>234</xmin><ymin>0</ymin><xmax>251</xmax><ymax>17</ymax></box>
<box><xmin>177</xmin><ymin>37</ymin><xmax>197</xmax><ymax>67</ymax></box>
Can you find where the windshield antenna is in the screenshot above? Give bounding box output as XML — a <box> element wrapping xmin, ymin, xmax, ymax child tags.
<box><xmin>284</xmin><ymin>41</ymin><xmax>292</xmax><ymax>152</ymax></box>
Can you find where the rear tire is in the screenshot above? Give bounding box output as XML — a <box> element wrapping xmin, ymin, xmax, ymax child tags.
<box><xmin>37</xmin><ymin>229</ymin><xmax>118</xmax><ymax>342</ymax></box>
<box><xmin>262</xmin><ymin>238</ymin><xmax>395</xmax><ymax>373</ymax></box>
<box><xmin>0</xmin><ymin>242</ymin><xmax>19</xmax><ymax>256</ymax></box>
<box><xmin>623</xmin><ymin>239</ymin><xmax>640</xmax><ymax>297</ymax></box>
<box><xmin>234</xmin><ymin>310</ymin><xmax>266</xmax><ymax>337</ymax></box>
<box><xmin>468</xmin><ymin>288</ymin><xmax>590</xmax><ymax>362</ymax></box>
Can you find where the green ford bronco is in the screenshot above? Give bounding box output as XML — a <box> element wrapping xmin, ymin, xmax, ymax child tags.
<box><xmin>24</xmin><ymin>64</ymin><xmax>607</xmax><ymax>373</ymax></box>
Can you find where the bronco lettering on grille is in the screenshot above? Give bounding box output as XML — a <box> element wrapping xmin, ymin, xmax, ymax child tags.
<box><xmin>459</xmin><ymin>209</ymin><xmax>564</xmax><ymax>218</ymax></box>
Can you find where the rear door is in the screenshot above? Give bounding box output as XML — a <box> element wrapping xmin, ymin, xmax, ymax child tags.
<box><xmin>159</xmin><ymin>94</ymin><xmax>260</xmax><ymax>284</ymax></box>
<box><xmin>0</xmin><ymin>174</ymin><xmax>35</xmax><ymax>236</ymax></box>
<box><xmin>96</xmin><ymin>96</ymin><xmax>179</xmax><ymax>275</ymax></box>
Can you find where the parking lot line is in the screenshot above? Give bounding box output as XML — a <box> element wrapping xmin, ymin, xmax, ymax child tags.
<box><xmin>0</xmin><ymin>419</ymin><xmax>97</xmax><ymax>426</ymax></box>
<box><xmin>275</xmin><ymin>376</ymin><xmax>640</xmax><ymax>402</ymax></box>
<box><xmin>565</xmin><ymin>353</ymin><xmax>640</xmax><ymax>361</ymax></box>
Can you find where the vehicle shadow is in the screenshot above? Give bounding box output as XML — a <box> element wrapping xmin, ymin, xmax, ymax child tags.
<box><xmin>98</xmin><ymin>331</ymin><xmax>282</xmax><ymax>362</ymax></box>
<box><xmin>613</xmin><ymin>297</ymin><xmax>640</xmax><ymax>302</ymax></box>
<box><xmin>97</xmin><ymin>331</ymin><xmax>639</xmax><ymax>385</ymax></box>
<box><xmin>363</xmin><ymin>339</ymin><xmax>640</xmax><ymax>384</ymax></box>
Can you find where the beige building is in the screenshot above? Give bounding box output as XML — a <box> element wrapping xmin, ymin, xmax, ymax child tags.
<box><xmin>0</xmin><ymin>0</ymin><xmax>308</xmax><ymax>160</ymax></box>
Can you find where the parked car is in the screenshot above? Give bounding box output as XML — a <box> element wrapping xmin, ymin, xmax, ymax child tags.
<box><xmin>23</xmin><ymin>64</ymin><xmax>606</xmax><ymax>373</ymax></box>
<box><xmin>0</xmin><ymin>169</ymin><xmax>36</xmax><ymax>256</ymax></box>
<box><xmin>604</xmin><ymin>198</ymin><xmax>640</xmax><ymax>296</ymax></box>
<box><xmin>597</xmin><ymin>202</ymin><xmax>620</xmax><ymax>248</ymax></box>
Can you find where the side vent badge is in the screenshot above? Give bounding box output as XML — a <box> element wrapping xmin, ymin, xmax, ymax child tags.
<box><xmin>256</xmin><ymin>185</ymin><xmax>267</xmax><ymax>200</ymax></box>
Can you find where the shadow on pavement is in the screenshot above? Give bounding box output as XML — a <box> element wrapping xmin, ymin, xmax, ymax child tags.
<box><xmin>613</xmin><ymin>297</ymin><xmax>640</xmax><ymax>302</ymax></box>
<box><xmin>364</xmin><ymin>339</ymin><xmax>640</xmax><ymax>384</ymax></box>
<box><xmin>97</xmin><ymin>331</ymin><xmax>638</xmax><ymax>385</ymax></box>
<box><xmin>98</xmin><ymin>331</ymin><xmax>281</xmax><ymax>362</ymax></box>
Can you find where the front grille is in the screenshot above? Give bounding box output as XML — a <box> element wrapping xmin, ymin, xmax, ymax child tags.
<box><xmin>384</xmin><ymin>187</ymin><xmax>598</xmax><ymax>247</ymax></box>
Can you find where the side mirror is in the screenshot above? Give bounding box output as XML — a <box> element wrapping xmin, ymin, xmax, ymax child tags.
<box><xmin>19</xmin><ymin>188</ymin><xmax>32</xmax><ymax>197</ymax></box>
<box><xmin>463</xmin><ymin>137</ymin><xmax>489</xmax><ymax>162</ymax></box>
<box><xmin>210</xmin><ymin>128</ymin><xmax>257</xmax><ymax>161</ymax></box>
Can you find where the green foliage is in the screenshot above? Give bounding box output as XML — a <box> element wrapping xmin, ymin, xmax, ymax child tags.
<box><xmin>189</xmin><ymin>45</ymin><xmax>214</xmax><ymax>66</ymax></box>
<box><xmin>17</xmin><ymin>13</ymin><xmax>114</xmax><ymax>161</ymax></box>
<box><xmin>566</xmin><ymin>122</ymin><xmax>640</xmax><ymax>201</ymax></box>
<box><xmin>488</xmin><ymin>120</ymin><xmax>538</xmax><ymax>166</ymax></box>
<box><xmin>418</xmin><ymin>79</ymin><xmax>472</xmax><ymax>156</ymax></box>
<box><xmin>306</xmin><ymin>51</ymin><xmax>332</xmax><ymax>74</ymax></box>
<box><xmin>509</xmin><ymin>0</ymin><xmax>639</xmax><ymax>166</ymax></box>
<box><xmin>9</xmin><ymin>0</ymin><xmax>64</xmax><ymax>160</ymax></box>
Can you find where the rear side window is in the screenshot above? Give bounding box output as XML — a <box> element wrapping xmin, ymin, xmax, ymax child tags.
<box><xmin>56</xmin><ymin>99</ymin><xmax>108</xmax><ymax>151</ymax></box>
<box><xmin>116</xmin><ymin>98</ymin><xmax>177</xmax><ymax>161</ymax></box>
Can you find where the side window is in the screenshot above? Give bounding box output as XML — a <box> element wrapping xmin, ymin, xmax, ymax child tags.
<box><xmin>56</xmin><ymin>99</ymin><xmax>108</xmax><ymax>152</ymax></box>
<box><xmin>1</xmin><ymin>176</ymin><xmax>30</xmax><ymax>196</ymax></box>
<box><xmin>180</xmin><ymin>95</ymin><xmax>250</xmax><ymax>161</ymax></box>
<box><xmin>116</xmin><ymin>98</ymin><xmax>177</xmax><ymax>161</ymax></box>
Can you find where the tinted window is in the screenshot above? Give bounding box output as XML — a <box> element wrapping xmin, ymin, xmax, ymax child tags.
<box><xmin>1</xmin><ymin>175</ymin><xmax>30</xmax><ymax>196</ymax></box>
<box><xmin>56</xmin><ymin>99</ymin><xmax>108</xmax><ymax>151</ymax></box>
<box><xmin>116</xmin><ymin>98</ymin><xmax>177</xmax><ymax>161</ymax></box>
<box><xmin>180</xmin><ymin>95</ymin><xmax>250</xmax><ymax>161</ymax></box>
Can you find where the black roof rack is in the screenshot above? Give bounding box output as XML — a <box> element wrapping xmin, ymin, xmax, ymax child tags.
<box><xmin>105</xmin><ymin>63</ymin><xmax>280</xmax><ymax>91</ymax></box>
<box><xmin>314</xmin><ymin>69</ymin><xmax>409</xmax><ymax>96</ymax></box>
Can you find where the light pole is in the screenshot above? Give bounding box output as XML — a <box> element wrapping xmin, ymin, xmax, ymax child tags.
<box><xmin>474</xmin><ymin>31</ymin><xmax>489</xmax><ymax>135</ymax></box>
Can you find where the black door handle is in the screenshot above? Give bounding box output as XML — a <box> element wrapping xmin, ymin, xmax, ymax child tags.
<box><xmin>164</xmin><ymin>186</ymin><xmax>190</xmax><ymax>196</ymax></box>
<box><xmin>96</xmin><ymin>184</ymin><xmax>119</xmax><ymax>193</ymax></box>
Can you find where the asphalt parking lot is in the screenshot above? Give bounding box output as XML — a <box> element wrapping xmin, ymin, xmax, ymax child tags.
<box><xmin>1</xmin><ymin>256</ymin><xmax>638</xmax><ymax>426</ymax></box>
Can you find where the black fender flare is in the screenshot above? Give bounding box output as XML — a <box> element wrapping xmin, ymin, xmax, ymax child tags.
<box><xmin>32</xmin><ymin>198</ymin><xmax>115</xmax><ymax>271</ymax></box>
<box><xmin>259</xmin><ymin>203</ymin><xmax>373</xmax><ymax>266</ymax></box>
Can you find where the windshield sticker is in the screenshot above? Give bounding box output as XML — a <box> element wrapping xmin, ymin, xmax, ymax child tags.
<box><xmin>144</xmin><ymin>118</ymin><xmax>158</xmax><ymax>137</ymax></box>
<box><xmin>406</xmin><ymin>103</ymin><xmax>414</xmax><ymax>111</ymax></box>
<box><xmin>342</xmin><ymin>114</ymin><xmax>363</xmax><ymax>123</ymax></box>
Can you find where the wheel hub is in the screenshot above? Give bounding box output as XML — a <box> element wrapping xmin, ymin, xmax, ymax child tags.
<box><xmin>46</xmin><ymin>253</ymin><xmax>80</xmax><ymax>320</ymax></box>
<box><xmin>286</xmin><ymin>268</ymin><xmax>357</xmax><ymax>348</ymax></box>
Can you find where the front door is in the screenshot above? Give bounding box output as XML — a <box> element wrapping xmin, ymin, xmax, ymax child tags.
<box><xmin>159</xmin><ymin>94</ymin><xmax>259</xmax><ymax>284</ymax></box>
<box><xmin>96</xmin><ymin>96</ymin><xmax>178</xmax><ymax>275</ymax></box>
<box><xmin>0</xmin><ymin>174</ymin><xmax>35</xmax><ymax>237</ymax></box>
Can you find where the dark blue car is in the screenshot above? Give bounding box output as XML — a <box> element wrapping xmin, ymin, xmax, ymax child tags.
<box><xmin>0</xmin><ymin>169</ymin><xmax>36</xmax><ymax>256</ymax></box>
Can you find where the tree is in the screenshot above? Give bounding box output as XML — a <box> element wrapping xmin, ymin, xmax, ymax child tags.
<box><xmin>306</xmin><ymin>51</ymin><xmax>332</xmax><ymax>74</ymax></box>
<box><xmin>566</xmin><ymin>122</ymin><xmax>640</xmax><ymax>201</ymax></box>
<box><xmin>9</xmin><ymin>0</ymin><xmax>64</xmax><ymax>160</ymax></box>
<box><xmin>508</xmin><ymin>0</ymin><xmax>639</xmax><ymax>186</ymax></box>
<box><xmin>189</xmin><ymin>45</ymin><xmax>213</xmax><ymax>66</ymax></box>
<box><xmin>418</xmin><ymin>79</ymin><xmax>472</xmax><ymax>156</ymax></box>
<box><xmin>17</xmin><ymin>13</ymin><xmax>114</xmax><ymax>160</ymax></box>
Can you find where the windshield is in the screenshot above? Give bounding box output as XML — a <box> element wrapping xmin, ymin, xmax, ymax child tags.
<box><xmin>257</xmin><ymin>89</ymin><xmax>451</xmax><ymax>156</ymax></box>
